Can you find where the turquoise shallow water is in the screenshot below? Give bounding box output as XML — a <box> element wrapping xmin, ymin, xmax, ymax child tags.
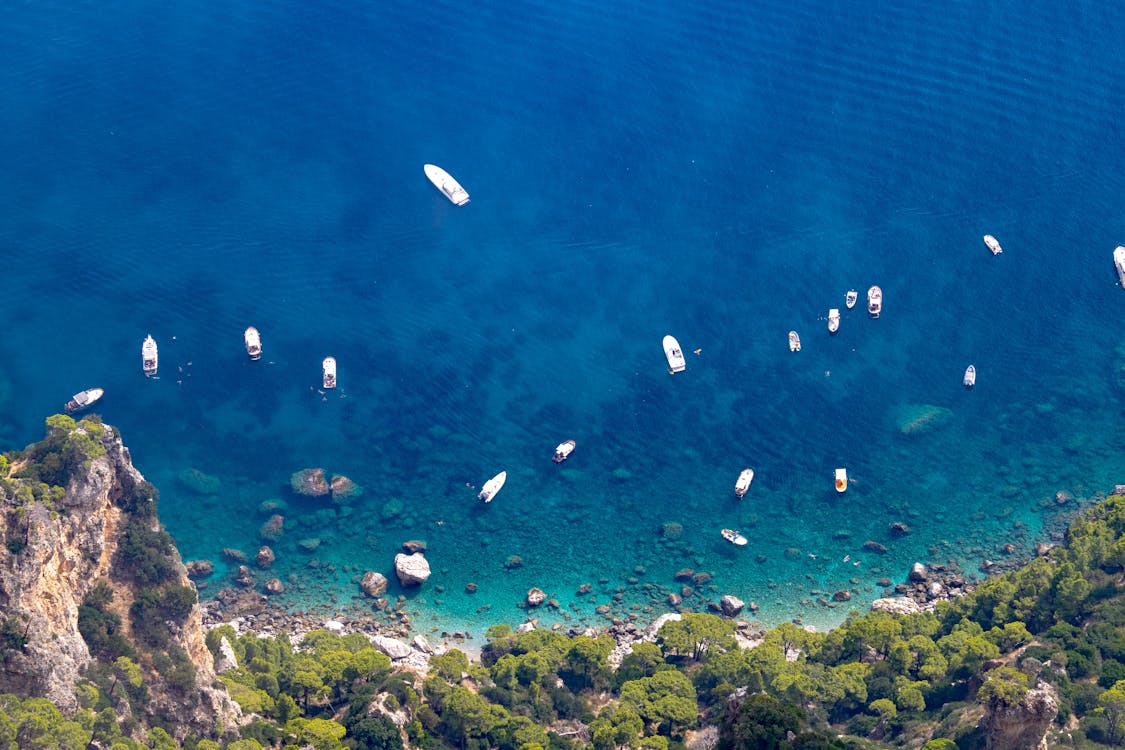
<box><xmin>2</xmin><ymin>1</ymin><xmax>1125</xmax><ymax>636</ymax></box>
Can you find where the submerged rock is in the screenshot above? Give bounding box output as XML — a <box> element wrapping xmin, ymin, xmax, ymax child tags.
<box><xmin>526</xmin><ymin>588</ymin><xmax>547</xmax><ymax>607</ymax></box>
<box><xmin>896</xmin><ymin>404</ymin><xmax>953</xmax><ymax>436</ymax></box>
<box><xmin>360</xmin><ymin>571</ymin><xmax>388</xmax><ymax>597</ymax></box>
<box><xmin>330</xmin><ymin>475</ymin><xmax>363</xmax><ymax>502</ymax></box>
<box><xmin>255</xmin><ymin>546</ymin><xmax>275</xmax><ymax>568</ymax></box>
<box><xmin>290</xmin><ymin>468</ymin><xmax>330</xmax><ymax>496</ymax></box>
<box><xmin>258</xmin><ymin>514</ymin><xmax>284</xmax><ymax>542</ymax></box>
<box><xmin>177</xmin><ymin>468</ymin><xmax>222</xmax><ymax>495</ymax></box>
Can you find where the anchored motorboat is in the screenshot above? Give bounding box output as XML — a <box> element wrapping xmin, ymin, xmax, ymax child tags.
<box><xmin>867</xmin><ymin>286</ymin><xmax>883</xmax><ymax>318</ymax></box>
<box><xmin>835</xmin><ymin>467</ymin><xmax>848</xmax><ymax>493</ymax></box>
<box><xmin>964</xmin><ymin>364</ymin><xmax>976</xmax><ymax>388</ymax></box>
<box><xmin>424</xmin><ymin>164</ymin><xmax>470</xmax><ymax>206</ymax></box>
<box><xmin>827</xmin><ymin>309</ymin><xmax>840</xmax><ymax>334</ymax></box>
<box><xmin>65</xmin><ymin>388</ymin><xmax>104</xmax><ymax>414</ymax></box>
<box><xmin>721</xmin><ymin>528</ymin><xmax>748</xmax><ymax>546</ymax></box>
<box><xmin>552</xmin><ymin>440</ymin><xmax>576</xmax><ymax>463</ymax></box>
<box><xmin>734</xmin><ymin>468</ymin><xmax>754</xmax><ymax>498</ymax></box>
<box><xmin>788</xmin><ymin>331</ymin><xmax>801</xmax><ymax>352</ymax></box>
<box><xmin>1114</xmin><ymin>246</ymin><xmax>1125</xmax><ymax>287</ymax></box>
<box><xmin>846</xmin><ymin>290</ymin><xmax>858</xmax><ymax>309</ymax></box>
<box><xmin>983</xmin><ymin>235</ymin><xmax>1003</xmax><ymax>255</ymax></box>
<box><xmin>322</xmin><ymin>357</ymin><xmax>337</xmax><ymax>389</ymax></box>
<box><xmin>478</xmin><ymin>471</ymin><xmax>507</xmax><ymax>503</ymax></box>
<box><xmin>142</xmin><ymin>335</ymin><xmax>158</xmax><ymax>377</ymax></box>
<box><xmin>244</xmin><ymin>327</ymin><xmax>262</xmax><ymax>360</ymax></box>
<box><xmin>663</xmin><ymin>335</ymin><xmax>686</xmax><ymax>373</ymax></box>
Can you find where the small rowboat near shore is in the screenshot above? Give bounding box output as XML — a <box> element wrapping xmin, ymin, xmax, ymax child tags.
<box><xmin>65</xmin><ymin>388</ymin><xmax>104</xmax><ymax>414</ymax></box>
<box><xmin>835</xmin><ymin>467</ymin><xmax>848</xmax><ymax>493</ymax></box>
<box><xmin>424</xmin><ymin>164</ymin><xmax>470</xmax><ymax>206</ymax></box>
<box><xmin>244</xmin><ymin>327</ymin><xmax>262</xmax><ymax>360</ymax></box>
<box><xmin>478</xmin><ymin>471</ymin><xmax>507</xmax><ymax>503</ymax></box>
<box><xmin>1114</xmin><ymin>246</ymin><xmax>1125</xmax><ymax>287</ymax></box>
<box><xmin>983</xmin><ymin>234</ymin><xmax>1003</xmax><ymax>255</ymax></box>
<box><xmin>663</xmin><ymin>335</ymin><xmax>686</xmax><ymax>373</ymax></box>
<box><xmin>788</xmin><ymin>331</ymin><xmax>801</xmax><ymax>352</ymax></box>
<box><xmin>734</xmin><ymin>468</ymin><xmax>754</xmax><ymax>498</ymax></box>
<box><xmin>322</xmin><ymin>357</ymin><xmax>337</xmax><ymax>389</ymax></box>
<box><xmin>552</xmin><ymin>440</ymin><xmax>576</xmax><ymax>463</ymax></box>
<box><xmin>867</xmin><ymin>286</ymin><xmax>883</xmax><ymax>318</ymax></box>
<box><xmin>721</xmin><ymin>528</ymin><xmax>748</xmax><ymax>546</ymax></box>
<box><xmin>827</xmin><ymin>309</ymin><xmax>840</xmax><ymax>334</ymax></box>
<box><xmin>964</xmin><ymin>364</ymin><xmax>976</xmax><ymax>388</ymax></box>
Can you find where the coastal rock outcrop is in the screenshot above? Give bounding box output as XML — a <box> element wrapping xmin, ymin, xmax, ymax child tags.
<box><xmin>981</xmin><ymin>679</ymin><xmax>1059</xmax><ymax>750</ymax></box>
<box><xmin>0</xmin><ymin>418</ymin><xmax>238</xmax><ymax>739</ymax></box>
<box><xmin>720</xmin><ymin>595</ymin><xmax>745</xmax><ymax>617</ymax></box>
<box><xmin>394</xmin><ymin>552</ymin><xmax>431</xmax><ymax>586</ymax></box>
<box><xmin>361</xmin><ymin>571</ymin><xmax>389</xmax><ymax>597</ymax></box>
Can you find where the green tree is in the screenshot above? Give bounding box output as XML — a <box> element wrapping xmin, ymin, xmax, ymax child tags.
<box><xmin>590</xmin><ymin>706</ymin><xmax>644</xmax><ymax>750</ymax></box>
<box><xmin>562</xmin><ymin>635</ymin><xmax>614</xmax><ymax>691</ymax></box>
<box><xmin>978</xmin><ymin>666</ymin><xmax>1030</xmax><ymax>709</ymax></box>
<box><xmin>719</xmin><ymin>692</ymin><xmax>803</xmax><ymax>750</ymax></box>
<box><xmin>616</xmin><ymin>642</ymin><xmax>668</xmax><ymax>685</ymax></box>
<box><xmin>619</xmin><ymin>669</ymin><xmax>698</xmax><ymax>736</ymax></box>
<box><xmin>657</xmin><ymin>613</ymin><xmax>737</xmax><ymax>661</ymax></box>
<box><xmin>920</xmin><ymin>740</ymin><xmax>958</xmax><ymax>750</ymax></box>
<box><xmin>441</xmin><ymin>685</ymin><xmax>494</xmax><ymax>750</ymax></box>
<box><xmin>1097</xmin><ymin>679</ymin><xmax>1125</xmax><ymax>745</ymax></box>
<box><xmin>429</xmin><ymin>649</ymin><xmax>470</xmax><ymax>683</ymax></box>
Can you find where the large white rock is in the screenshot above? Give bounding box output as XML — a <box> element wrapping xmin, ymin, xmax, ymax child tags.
<box><xmin>871</xmin><ymin>597</ymin><xmax>922</xmax><ymax>616</ymax></box>
<box><xmin>370</xmin><ymin>634</ymin><xmax>414</xmax><ymax>660</ymax></box>
<box><xmin>394</xmin><ymin>552</ymin><xmax>431</xmax><ymax>586</ymax></box>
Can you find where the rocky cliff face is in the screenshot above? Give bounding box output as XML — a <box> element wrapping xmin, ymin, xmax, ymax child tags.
<box><xmin>0</xmin><ymin>419</ymin><xmax>238</xmax><ymax>739</ymax></box>
<box><xmin>982</xmin><ymin>679</ymin><xmax>1059</xmax><ymax>750</ymax></box>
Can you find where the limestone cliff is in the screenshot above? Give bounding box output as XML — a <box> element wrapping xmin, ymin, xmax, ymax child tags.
<box><xmin>0</xmin><ymin>417</ymin><xmax>238</xmax><ymax>740</ymax></box>
<box><xmin>982</xmin><ymin>679</ymin><xmax>1059</xmax><ymax>750</ymax></box>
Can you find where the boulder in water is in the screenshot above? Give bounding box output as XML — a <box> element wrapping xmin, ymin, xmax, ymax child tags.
<box><xmin>290</xmin><ymin>468</ymin><xmax>330</xmax><ymax>496</ymax></box>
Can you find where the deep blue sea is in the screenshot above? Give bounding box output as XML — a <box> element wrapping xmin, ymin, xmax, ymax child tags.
<box><xmin>3</xmin><ymin>0</ymin><xmax>1125</xmax><ymax>637</ymax></box>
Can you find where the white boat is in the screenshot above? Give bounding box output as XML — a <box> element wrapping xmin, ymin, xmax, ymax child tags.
<box><xmin>721</xmin><ymin>528</ymin><xmax>748</xmax><ymax>546</ymax></box>
<box><xmin>424</xmin><ymin>164</ymin><xmax>470</xmax><ymax>206</ymax></box>
<box><xmin>867</xmin><ymin>286</ymin><xmax>883</xmax><ymax>318</ymax></box>
<box><xmin>963</xmin><ymin>364</ymin><xmax>976</xmax><ymax>388</ymax></box>
<box><xmin>478</xmin><ymin>471</ymin><xmax>507</xmax><ymax>503</ymax></box>
<box><xmin>663</xmin><ymin>335</ymin><xmax>686</xmax><ymax>374</ymax></box>
<box><xmin>322</xmin><ymin>357</ymin><xmax>337</xmax><ymax>389</ymax></box>
<box><xmin>845</xmin><ymin>290</ymin><xmax>858</xmax><ymax>309</ymax></box>
<box><xmin>142</xmin><ymin>335</ymin><xmax>158</xmax><ymax>377</ymax></box>
<box><xmin>734</xmin><ymin>468</ymin><xmax>754</xmax><ymax>498</ymax></box>
<box><xmin>983</xmin><ymin>234</ymin><xmax>1003</xmax><ymax>256</ymax></box>
<box><xmin>788</xmin><ymin>331</ymin><xmax>801</xmax><ymax>352</ymax></box>
<box><xmin>552</xmin><ymin>440</ymin><xmax>576</xmax><ymax>463</ymax></box>
<box><xmin>827</xmin><ymin>309</ymin><xmax>840</xmax><ymax>334</ymax></box>
<box><xmin>244</xmin><ymin>327</ymin><xmax>262</xmax><ymax>361</ymax></box>
<box><xmin>835</xmin><ymin>467</ymin><xmax>848</xmax><ymax>493</ymax></box>
<box><xmin>65</xmin><ymin>387</ymin><xmax>104</xmax><ymax>414</ymax></box>
<box><xmin>1114</xmin><ymin>246</ymin><xmax>1125</xmax><ymax>287</ymax></box>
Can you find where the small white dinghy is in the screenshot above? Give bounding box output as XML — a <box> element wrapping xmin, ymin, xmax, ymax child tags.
<box><xmin>827</xmin><ymin>309</ymin><xmax>840</xmax><ymax>334</ymax></box>
<box><xmin>846</xmin><ymin>290</ymin><xmax>858</xmax><ymax>309</ymax></box>
<box><xmin>983</xmin><ymin>234</ymin><xmax>1003</xmax><ymax>256</ymax></box>
<box><xmin>322</xmin><ymin>357</ymin><xmax>337</xmax><ymax>389</ymax></box>
<box><xmin>142</xmin><ymin>335</ymin><xmax>158</xmax><ymax>377</ymax></box>
<box><xmin>1114</xmin><ymin>246</ymin><xmax>1125</xmax><ymax>287</ymax></box>
<box><xmin>244</xmin><ymin>326</ymin><xmax>262</xmax><ymax>360</ymax></box>
<box><xmin>963</xmin><ymin>364</ymin><xmax>976</xmax><ymax>388</ymax></box>
<box><xmin>65</xmin><ymin>387</ymin><xmax>104</xmax><ymax>414</ymax></box>
<box><xmin>835</xmin><ymin>467</ymin><xmax>848</xmax><ymax>493</ymax></box>
<box><xmin>734</xmin><ymin>468</ymin><xmax>754</xmax><ymax>498</ymax></box>
<box><xmin>478</xmin><ymin>471</ymin><xmax>507</xmax><ymax>503</ymax></box>
<box><xmin>552</xmin><ymin>439</ymin><xmax>576</xmax><ymax>463</ymax></box>
<box><xmin>424</xmin><ymin>164</ymin><xmax>470</xmax><ymax>206</ymax></box>
<box><xmin>663</xmin><ymin>335</ymin><xmax>686</xmax><ymax>373</ymax></box>
<box><xmin>721</xmin><ymin>528</ymin><xmax>748</xmax><ymax>546</ymax></box>
<box><xmin>788</xmin><ymin>331</ymin><xmax>801</xmax><ymax>352</ymax></box>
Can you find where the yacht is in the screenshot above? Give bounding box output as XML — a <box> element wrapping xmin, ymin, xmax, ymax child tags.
<box><xmin>721</xmin><ymin>528</ymin><xmax>748</xmax><ymax>546</ymax></box>
<box><xmin>65</xmin><ymin>388</ymin><xmax>104</xmax><ymax>414</ymax></box>
<box><xmin>788</xmin><ymin>331</ymin><xmax>801</xmax><ymax>352</ymax></box>
<box><xmin>552</xmin><ymin>440</ymin><xmax>576</xmax><ymax>463</ymax></box>
<box><xmin>424</xmin><ymin>164</ymin><xmax>470</xmax><ymax>206</ymax></box>
<box><xmin>322</xmin><ymin>357</ymin><xmax>337</xmax><ymax>389</ymax></box>
<box><xmin>827</xmin><ymin>309</ymin><xmax>840</xmax><ymax>334</ymax></box>
<box><xmin>983</xmin><ymin>235</ymin><xmax>1003</xmax><ymax>255</ymax></box>
<box><xmin>478</xmin><ymin>471</ymin><xmax>507</xmax><ymax>503</ymax></box>
<box><xmin>867</xmin><ymin>286</ymin><xmax>883</xmax><ymax>318</ymax></box>
<box><xmin>963</xmin><ymin>364</ymin><xmax>976</xmax><ymax>388</ymax></box>
<box><xmin>835</xmin><ymin>467</ymin><xmax>848</xmax><ymax>493</ymax></box>
<box><xmin>734</xmin><ymin>468</ymin><xmax>754</xmax><ymax>498</ymax></box>
<box><xmin>845</xmin><ymin>290</ymin><xmax>858</xmax><ymax>309</ymax></box>
<box><xmin>663</xmin><ymin>335</ymin><xmax>686</xmax><ymax>373</ymax></box>
<box><xmin>244</xmin><ymin>327</ymin><xmax>262</xmax><ymax>360</ymax></box>
<box><xmin>1114</xmin><ymin>246</ymin><xmax>1125</xmax><ymax>287</ymax></box>
<box><xmin>141</xmin><ymin>335</ymin><xmax>158</xmax><ymax>377</ymax></box>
